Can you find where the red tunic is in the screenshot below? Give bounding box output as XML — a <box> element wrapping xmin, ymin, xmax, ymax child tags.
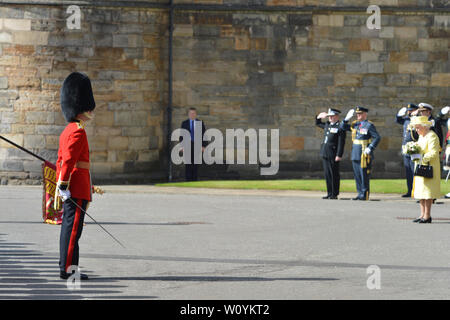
<box><xmin>55</xmin><ymin>121</ymin><xmax>91</xmax><ymax>201</ymax></box>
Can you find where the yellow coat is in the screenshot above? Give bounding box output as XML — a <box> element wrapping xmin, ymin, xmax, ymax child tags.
<box><xmin>413</xmin><ymin>130</ymin><xmax>441</xmax><ymax>199</ymax></box>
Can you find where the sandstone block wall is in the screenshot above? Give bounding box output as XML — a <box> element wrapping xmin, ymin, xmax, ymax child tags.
<box><xmin>0</xmin><ymin>1</ymin><xmax>448</xmax><ymax>183</ymax></box>
<box><xmin>0</xmin><ymin>4</ymin><xmax>167</xmax><ymax>184</ymax></box>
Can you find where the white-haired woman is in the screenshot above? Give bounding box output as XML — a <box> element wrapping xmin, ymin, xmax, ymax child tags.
<box><xmin>411</xmin><ymin>116</ymin><xmax>441</xmax><ymax>223</ymax></box>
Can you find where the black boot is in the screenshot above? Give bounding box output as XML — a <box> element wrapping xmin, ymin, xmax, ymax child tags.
<box><xmin>401</xmin><ymin>193</ymin><xmax>411</xmax><ymax>198</ymax></box>
<box><xmin>60</xmin><ymin>270</ymin><xmax>89</xmax><ymax>280</ymax></box>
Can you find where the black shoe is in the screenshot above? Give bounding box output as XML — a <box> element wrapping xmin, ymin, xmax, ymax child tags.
<box><xmin>412</xmin><ymin>218</ymin><xmax>422</xmax><ymax>223</ymax></box>
<box><xmin>60</xmin><ymin>271</ymin><xmax>89</xmax><ymax>280</ymax></box>
<box><xmin>329</xmin><ymin>196</ymin><xmax>338</xmax><ymax>200</ymax></box>
<box><xmin>322</xmin><ymin>196</ymin><xmax>330</xmax><ymax>199</ymax></box>
<box><xmin>352</xmin><ymin>197</ymin><xmax>361</xmax><ymax>200</ymax></box>
<box><xmin>401</xmin><ymin>194</ymin><xmax>411</xmax><ymax>198</ymax></box>
<box><xmin>418</xmin><ymin>217</ymin><xmax>432</xmax><ymax>224</ymax></box>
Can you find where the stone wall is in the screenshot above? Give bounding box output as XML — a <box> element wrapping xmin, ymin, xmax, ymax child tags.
<box><xmin>171</xmin><ymin>3</ymin><xmax>449</xmax><ymax>179</ymax></box>
<box><xmin>0</xmin><ymin>1</ymin><xmax>448</xmax><ymax>183</ymax></box>
<box><xmin>0</xmin><ymin>4</ymin><xmax>167</xmax><ymax>184</ymax></box>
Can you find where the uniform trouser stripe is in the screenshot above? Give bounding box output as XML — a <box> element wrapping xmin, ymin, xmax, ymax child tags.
<box><xmin>59</xmin><ymin>198</ymin><xmax>86</xmax><ymax>273</ymax></box>
<box><xmin>65</xmin><ymin>199</ymin><xmax>82</xmax><ymax>272</ymax></box>
<box><xmin>352</xmin><ymin>160</ymin><xmax>371</xmax><ymax>199</ymax></box>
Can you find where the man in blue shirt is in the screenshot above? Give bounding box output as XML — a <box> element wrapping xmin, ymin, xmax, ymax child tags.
<box><xmin>396</xmin><ymin>103</ymin><xmax>419</xmax><ymax>198</ymax></box>
<box><xmin>341</xmin><ymin>106</ymin><xmax>381</xmax><ymax>200</ymax></box>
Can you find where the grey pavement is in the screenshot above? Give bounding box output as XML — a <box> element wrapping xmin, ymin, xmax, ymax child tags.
<box><xmin>0</xmin><ymin>185</ymin><xmax>449</xmax><ymax>300</ymax></box>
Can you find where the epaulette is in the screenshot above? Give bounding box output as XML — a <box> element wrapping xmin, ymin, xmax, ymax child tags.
<box><xmin>76</xmin><ymin>121</ymin><xmax>86</xmax><ymax>130</ymax></box>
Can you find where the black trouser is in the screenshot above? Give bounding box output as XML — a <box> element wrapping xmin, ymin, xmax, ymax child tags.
<box><xmin>403</xmin><ymin>154</ymin><xmax>414</xmax><ymax>195</ymax></box>
<box><xmin>59</xmin><ymin>198</ymin><xmax>87</xmax><ymax>273</ymax></box>
<box><xmin>185</xmin><ymin>142</ymin><xmax>201</xmax><ymax>181</ymax></box>
<box><xmin>322</xmin><ymin>158</ymin><xmax>340</xmax><ymax>197</ymax></box>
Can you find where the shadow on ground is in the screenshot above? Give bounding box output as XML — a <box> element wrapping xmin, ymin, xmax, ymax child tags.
<box><xmin>0</xmin><ymin>233</ymin><xmax>156</xmax><ymax>300</ymax></box>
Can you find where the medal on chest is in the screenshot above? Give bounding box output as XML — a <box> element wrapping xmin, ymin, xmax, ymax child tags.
<box><xmin>359</xmin><ymin>125</ymin><xmax>368</xmax><ymax>135</ymax></box>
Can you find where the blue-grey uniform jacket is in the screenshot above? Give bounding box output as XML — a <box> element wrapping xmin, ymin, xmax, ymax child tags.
<box><xmin>395</xmin><ymin>116</ymin><xmax>417</xmax><ymax>146</ymax></box>
<box><xmin>341</xmin><ymin>120</ymin><xmax>381</xmax><ymax>161</ymax></box>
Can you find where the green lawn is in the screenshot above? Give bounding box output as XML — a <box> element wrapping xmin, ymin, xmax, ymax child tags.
<box><xmin>156</xmin><ymin>179</ymin><xmax>450</xmax><ymax>195</ymax></box>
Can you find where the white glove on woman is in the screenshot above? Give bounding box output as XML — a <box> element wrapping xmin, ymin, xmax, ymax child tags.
<box><xmin>364</xmin><ymin>147</ymin><xmax>372</xmax><ymax>155</ymax></box>
<box><xmin>397</xmin><ymin>107</ymin><xmax>407</xmax><ymax>117</ymax></box>
<box><xmin>345</xmin><ymin>109</ymin><xmax>355</xmax><ymax>121</ymax></box>
<box><xmin>441</xmin><ymin>106</ymin><xmax>450</xmax><ymax>115</ymax></box>
<box><xmin>58</xmin><ymin>188</ymin><xmax>71</xmax><ymax>202</ymax></box>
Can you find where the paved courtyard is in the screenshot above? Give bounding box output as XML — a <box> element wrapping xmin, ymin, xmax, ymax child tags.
<box><xmin>0</xmin><ymin>185</ymin><xmax>449</xmax><ymax>300</ymax></box>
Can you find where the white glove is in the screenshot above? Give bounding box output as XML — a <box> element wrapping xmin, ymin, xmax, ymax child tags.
<box><xmin>364</xmin><ymin>147</ymin><xmax>372</xmax><ymax>155</ymax></box>
<box><xmin>58</xmin><ymin>188</ymin><xmax>71</xmax><ymax>202</ymax></box>
<box><xmin>317</xmin><ymin>112</ymin><xmax>328</xmax><ymax>119</ymax></box>
<box><xmin>441</xmin><ymin>106</ymin><xmax>450</xmax><ymax>115</ymax></box>
<box><xmin>345</xmin><ymin>109</ymin><xmax>355</xmax><ymax>121</ymax></box>
<box><xmin>397</xmin><ymin>107</ymin><xmax>407</xmax><ymax>117</ymax></box>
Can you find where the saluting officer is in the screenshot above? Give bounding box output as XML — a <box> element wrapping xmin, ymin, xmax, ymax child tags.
<box><xmin>412</xmin><ymin>103</ymin><xmax>444</xmax><ymax>150</ymax></box>
<box><xmin>439</xmin><ymin>106</ymin><xmax>450</xmax><ymax>199</ymax></box>
<box><xmin>316</xmin><ymin>108</ymin><xmax>346</xmax><ymax>199</ymax></box>
<box><xmin>396</xmin><ymin>103</ymin><xmax>419</xmax><ymax>198</ymax></box>
<box><xmin>341</xmin><ymin>106</ymin><xmax>381</xmax><ymax>201</ymax></box>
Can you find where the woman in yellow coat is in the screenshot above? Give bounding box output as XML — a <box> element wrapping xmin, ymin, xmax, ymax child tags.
<box><xmin>411</xmin><ymin>116</ymin><xmax>441</xmax><ymax>223</ymax></box>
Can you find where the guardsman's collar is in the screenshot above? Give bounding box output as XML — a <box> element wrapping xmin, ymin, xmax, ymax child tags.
<box><xmin>73</xmin><ymin>119</ymin><xmax>86</xmax><ymax>129</ymax></box>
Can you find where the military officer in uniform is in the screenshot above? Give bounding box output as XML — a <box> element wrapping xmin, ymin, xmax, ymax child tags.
<box><xmin>396</xmin><ymin>103</ymin><xmax>419</xmax><ymax>198</ymax></box>
<box><xmin>316</xmin><ymin>108</ymin><xmax>346</xmax><ymax>199</ymax></box>
<box><xmin>55</xmin><ymin>72</ymin><xmax>96</xmax><ymax>280</ymax></box>
<box><xmin>411</xmin><ymin>103</ymin><xmax>444</xmax><ymax>150</ymax></box>
<box><xmin>341</xmin><ymin>106</ymin><xmax>381</xmax><ymax>201</ymax></box>
<box><xmin>439</xmin><ymin>106</ymin><xmax>450</xmax><ymax>199</ymax></box>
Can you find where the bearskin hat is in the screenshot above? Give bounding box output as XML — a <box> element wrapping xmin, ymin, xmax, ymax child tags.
<box><xmin>60</xmin><ymin>72</ymin><xmax>96</xmax><ymax>122</ymax></box>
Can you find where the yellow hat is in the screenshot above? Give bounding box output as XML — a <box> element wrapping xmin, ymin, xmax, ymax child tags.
<box><xmin>410</xmin><ymin>116</ymin><xmax>432</xmax><ymax>126</ymax></box>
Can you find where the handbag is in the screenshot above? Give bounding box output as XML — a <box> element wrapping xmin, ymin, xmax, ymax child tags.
<box><xmin>414</xmin><ymin>163</ymin><xmax>433</xmax><ymax>178</ymax></box>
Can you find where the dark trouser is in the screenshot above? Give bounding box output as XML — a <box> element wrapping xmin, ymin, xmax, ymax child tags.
<box><xmin>403</xmin><ymin>154</ymin><xmax>414</xmax><ymax>195</ymax></box>
<box><xmin>59</xmin><ymin>198</ymin><xmax>87</xmax><ymax>273</ymax></box>
<box><xmin>185</xmin><ymin>142</ymin><xmax>201</xmax><ymax>181</ymax></box>
<box><xmin>352</xmin><ymin>160</ymin><xmax>371</xmax><ymax>200</ymax></box>
<box><xmin>322</xmin><ymin>158</ymin><xmax>340</xmax><ymax>197</ymax></box>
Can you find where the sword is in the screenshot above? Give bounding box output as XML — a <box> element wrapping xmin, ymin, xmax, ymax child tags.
<box><xmin>67</xmin><ymin>197</ymin><xmax>126</xmax><ymax>249</ymax></box>
<box><xmin>2</xmin><ymin>135</ymin><xmax>124</xmax><ymax>247</ymax></box>
<box><xmin>0</xmin><ymin>135</ymin><xmax>46</xmax><ymax>162</ymax></box>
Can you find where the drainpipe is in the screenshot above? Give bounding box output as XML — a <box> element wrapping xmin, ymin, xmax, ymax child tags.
<box><xmin>167</xmin><ymin>0</ymin><xmax>174</xmax><ymax>182</ymax></box>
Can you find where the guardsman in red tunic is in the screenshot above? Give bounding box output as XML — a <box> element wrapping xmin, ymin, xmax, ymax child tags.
<box><xmin>55</xmin><ymin>72</ymin><xmax>95</xmax><ymax>280</ymax></box>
